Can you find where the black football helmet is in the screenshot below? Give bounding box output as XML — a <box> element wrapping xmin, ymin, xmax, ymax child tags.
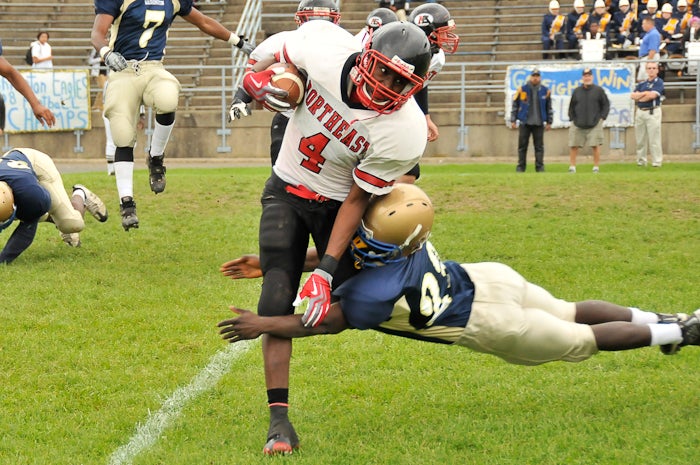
<box><xmin>350</xmin><ymin>21</ymin><xmax>431</xmax><ymax>114</ymax></box>
<box><xmin>350</xmin><ymin>184</ymin><xmax>434</xmax><ymax>269</ymax></box>
<box><xmin>408</xmin><ymin>3</ymin><xmax>460</xmax><ymax>54</ymax></box>
<box><xmin>294</xmin><ymin>0</ymin><xmax>340</xmax><ymax>26</ymax></box>
<box><xmin>365</xmin><ymin>7</ymin><xmax>399</xmax><ymax>31</ymax></box>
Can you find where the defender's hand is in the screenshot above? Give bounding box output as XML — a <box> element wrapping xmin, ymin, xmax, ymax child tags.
<box><xmin>294</xmin><ymin>269</ymin><xmax>333</xmax><ymax>328</ymax></box>
<box><xmin>218</xmin><ymin>307</ymin><xmax>263</xmax><ymax>342</ymax></box>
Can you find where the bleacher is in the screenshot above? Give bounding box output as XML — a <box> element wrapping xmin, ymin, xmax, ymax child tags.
<box><xmin>0</xmin><ymin>0</ymin><xmax>696</xmax><ymax>111</ymax></box>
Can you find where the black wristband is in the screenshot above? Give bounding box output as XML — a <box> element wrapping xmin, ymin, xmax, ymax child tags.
<box><xmin>318</xmin><ymin>254</ymin><xmax>339</xmax><ymax>275</ymax></box>
<box><xmin>234</xmin><ymin>86</ymin><xmax>253</xmax><ymax>104</ymax></box>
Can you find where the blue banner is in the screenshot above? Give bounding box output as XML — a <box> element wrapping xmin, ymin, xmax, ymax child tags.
<box><xmin>505</xmin><ymin>63</ymin><xmax>636</xmax><ymax>128</ymax></box>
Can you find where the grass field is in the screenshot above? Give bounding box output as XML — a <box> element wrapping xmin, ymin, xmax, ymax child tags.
<box><xmin>1</xmin><ymin>163</ymin><xmax>699</xmax><ymax>465</ymax></box>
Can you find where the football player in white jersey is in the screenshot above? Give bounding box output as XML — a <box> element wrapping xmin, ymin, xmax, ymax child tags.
<box><xmin>409</xmin><ymin>3</ymin><xmax>460</xmax><ymax>142</ymax></box>
<box><xmin>354</xmin><ymin>7</ymin><xmax>399</xmax><ymax>46</ymax></box>
<box><xmin>91</xmin><ymin>0</ymin><xmax>253</xmax><ymax>231</ymax></box>
<box><xmin>229</xmin><ymin>0</ymin><xmax>341</xmax><ymax>166</ymax></box>
<box><xmin>231</xmin><ymin>20</ymin><xmax>431</xmax><ymax>455</ymax></box>
<box><xmin>219</xmin><ymin>184</ymin><xmax>700</xmax><ymax>393</ymax></box>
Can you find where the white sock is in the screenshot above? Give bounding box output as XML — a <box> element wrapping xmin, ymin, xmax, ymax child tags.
<box><xmin>72</xmin><ymin>188</ymin><xmax>86</xmax><ymax>203</ymax></box>
<box><xmin>150</xmin><ymin>121</ymin><xmax>174</xmax><ymax>157</ymax></box>
<box><xmin>648</xmin><ymin>324</ymin><xmax>683</xmax><ymax>346</ymax></box>
<box><xmin>629</xmin><ymin>307</ymin><xmax>659</xmax><ymax>325</ymax></box>
<box><xmin>114</xmin><ymin>161</ymin><xmax>134</xmax><ymax>199</ymax></box>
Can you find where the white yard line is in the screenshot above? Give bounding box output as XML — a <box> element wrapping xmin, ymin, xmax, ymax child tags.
<box><xmin>108</xmin><ymin>341</ymin><xmax>255</xmax><ymax>465</ymax></box>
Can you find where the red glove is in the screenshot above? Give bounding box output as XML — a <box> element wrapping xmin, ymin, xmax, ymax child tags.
<box><xmin>242</xmin><ymin>69</ymin><xmax>290</xmax><ymax>112</ymax></box>
<box><xmin>294</xmin><ymin>269</ymin><xmax>333</xmax><ymax>328</ymax></box>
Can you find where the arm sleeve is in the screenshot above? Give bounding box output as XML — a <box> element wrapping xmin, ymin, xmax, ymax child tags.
<box><xmin>414</xmin><ymin>86</ymin><xmax>429</xmax><ymax>115</ymax></box>
<box><xmin>568</xmin><ymin>91</ymin><xmax>576</xmax><ymax>122</ymax></box>
<box><xmin>545</xmin><ymin>90</ymin><xmax>553</xmax><ymax>124</ymax></box>
<box><xmin>0</xmin><ymin>220</ymin><xmax>38</xmax><ymax>264</ymax></box>
<box><xmin>0</xmin><ymin>93</ymin><xmax>5</xmax><ymax>130</ymax></box>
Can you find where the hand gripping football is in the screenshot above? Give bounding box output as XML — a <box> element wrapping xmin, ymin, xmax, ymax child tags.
<box><xmin>267</xmin><ymin>62</ymin><xmax>306</xmax><ymax>108</ymax></box>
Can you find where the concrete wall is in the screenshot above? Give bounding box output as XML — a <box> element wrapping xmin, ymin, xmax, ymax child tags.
<box><xmin>4</xmin><ymin>105</ymin><xmax>699</xmax><ymax>162</ymax></box>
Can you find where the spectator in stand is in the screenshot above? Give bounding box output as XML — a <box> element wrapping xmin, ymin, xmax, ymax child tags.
<box><xmin>631</xmin><ymin>61</ymin><xmax>664</xmax><ymax>167</ymax></box>
<box><xmin>638</xmin><ymin>17</ymin><xmax>661</xmax><ymax>80</ymax></box>
<box><xmin>638</xmin><ymin>0</ymin><xmax>661</xmax><ymax>40</ymax></box>
<box><xmin>355</xmin><ymin>7</ymin><xmax>397</xmax><ymax>46</ymax></box>
<box><xmin>681</xmin><ymin>15</ymin><xmax>700</xmax><ymax>44</ymax></box>
<box><xmin>379</xmin><ymin>0</ymin><xmax>409</xmax><ymax>21</ymax></box>
<box><xmin>589</xmin><ymin>0</ymin><xmax>613</xmax><ymax>36</ymax></box>
<box><xmin>659</xmin><ymin>3</ymin><xmax>684</xmax><ymax>53</ymax></box>
<box><xmin>31</xmin><ymin>31</ymin><xmax>53</xmax><ymax>69</ymax></box>
<box><xmin>612</xmin><ymin>0</ymin><xmax>638</xmax><ymax>48</ymax></box>
<box><xmin>567</xmin><ymin>67</ymin><xmax>610</xmax><ymax>173</ymax></box>
<box><xmin>675</xmin><ymin>0</ymin><xmax>694</xmax><ymax>34</ymax></box>
<box><xmin>567</xmin><ymin>0</ymin><xmax>590</xmax><ymax>53</ymax></box>
<box><xmin>510</xmin><ymin>69</ymin><xmax>553</xmax><ymax>173</ymax></box>
<box><xmin>542</xmin><ymin>1</ymin><xmax>568</xmax><ymax>59</ymax></box>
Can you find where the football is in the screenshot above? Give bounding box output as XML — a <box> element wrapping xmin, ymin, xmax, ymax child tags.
<box><xmin>267</xmin><ymin>62</ymin><xmax>306</xmax><ymax>108</ymax></box>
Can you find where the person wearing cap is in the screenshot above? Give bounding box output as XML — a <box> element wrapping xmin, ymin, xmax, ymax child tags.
<box><xmin>612</xmin><ymin>0</ymin><xmax>638</xmax><ymax>48</ymax></box>
<box><xmin>567</xmin><ymin>68</ymin><xmax>610</xmax><ymax>173</ymax></box>
<box><xmin>510</xmin><ymin>69</ymin><xmax>553</xmax><ymax>172</ymax></box>
<box><xmin>631</xmin><ymin>61</ymin><xmax>664</xmax><ymax>167</ymax></box>
<box><xmin>542</xmin><ymin>1</ymin><xmax>568</xmax><ymax>59</ymax></box>
<box><xmin>589</xmin><ymin>0</ymin><xmax>613</xmax><ymax>36</ymax></box>
<box><xmin>675</xmin><ymin>0</ymin><xmax>694</xmax><ymax>34</ymax></box>
<box><xmin>657</xmin><ymin>3</ymin><xmax>684</xmax><ymax>54</ymax></box>
<box><xmin>567</xmin><ymin>0</ymin><xmax>590</xmax><ymax>54</ymax></box>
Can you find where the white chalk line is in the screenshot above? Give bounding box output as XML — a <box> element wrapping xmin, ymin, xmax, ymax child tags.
<box><xmin>108</xmin><ymin>340</ymin><xmax>255</xmax><ymax>465</ymax></box>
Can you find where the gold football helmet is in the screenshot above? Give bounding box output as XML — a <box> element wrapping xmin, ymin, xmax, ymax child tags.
<box><xmin>0</xmin><ymin>181</ymin><xmax>17</xmax><ymax>231</ymax></box>
<box><xmin>351</xmin><ymin>183</ymin><xmax>434</xmax><ymax>268</ymax></box>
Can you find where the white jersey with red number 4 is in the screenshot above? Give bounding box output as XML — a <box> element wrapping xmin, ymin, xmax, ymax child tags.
<box><xmin>272</xmin><ymin>20</ymin><xmax>427</xmax><ymax>201</ymax></box>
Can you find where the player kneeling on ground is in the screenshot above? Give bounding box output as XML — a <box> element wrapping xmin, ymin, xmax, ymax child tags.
<box><xmin>220</xmin><ymin>183</ymin><xmax>699</xmax><ymax>363</ymax></box>
<box><xmin>0</xmin><ymin>148</ymin><xmax>108</xmax><ymax>264</ymax></box>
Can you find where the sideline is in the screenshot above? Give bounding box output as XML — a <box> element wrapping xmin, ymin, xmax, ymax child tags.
<box><xmin>108</xmin><ymin>341</ymin><xmax>255</xmax><ymax>465</ymax></box>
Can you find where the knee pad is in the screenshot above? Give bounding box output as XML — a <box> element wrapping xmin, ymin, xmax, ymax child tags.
<box><xmin>109</xmin><ymin>116</ymin><xmax>137</xmax><ymax>148</ymax></box>
<box><xmin>147</xmin><ymin>80</ymin><xmax>179</xmax><ymax>114</ymax></box>
<box><xmin>258</xmin><ymin>268</ymin><xmax>297</xmax><ymax>316</ymax></box>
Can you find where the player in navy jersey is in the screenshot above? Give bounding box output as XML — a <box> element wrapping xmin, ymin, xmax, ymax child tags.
<box><xmin>0</xmin><ymin>148</ymin><xmax>108</xmax><ymax>263</ymax></box>
<box><xmin>90</xmin><ymin>0</ymin><xmax>253</xmax><ymax>231</ymax></box>
<box><xmin>225</xmin><ymin>20</ymin><xmax>431</xmax><ymax>455</ymax></box>
<box><xmin>219</xmin><ymin>184</ymin><xmax>700</xmax><ymax>365</ymax></box>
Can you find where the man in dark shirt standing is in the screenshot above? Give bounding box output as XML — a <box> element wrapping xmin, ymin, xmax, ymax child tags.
<box><xmin>511</xmin><ymin>69</ymin><xmax>553</xmax><ymax>172</ymax></box>
<box><xmin>567</xmin><ymin>67</ymin><xmax>610</xmax><ymax>173</ymax></box>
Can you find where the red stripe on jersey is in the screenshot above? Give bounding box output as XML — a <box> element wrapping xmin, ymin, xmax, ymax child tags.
<box><xmin>354</xmin><ymin>168</ymin><xmax>394</xmax><ymax>189</ymax></box>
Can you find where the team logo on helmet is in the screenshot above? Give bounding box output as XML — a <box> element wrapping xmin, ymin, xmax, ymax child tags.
<box><xmin>412</xmin><ymin>13</ymin><xmax>434</xmax><ymax>28</ymax></box>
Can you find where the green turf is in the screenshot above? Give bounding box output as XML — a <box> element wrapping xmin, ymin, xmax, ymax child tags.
<box><xmin>1</xmin><ymin>163</ymin><xmax>698</xmax><ymax>465</ymax></box>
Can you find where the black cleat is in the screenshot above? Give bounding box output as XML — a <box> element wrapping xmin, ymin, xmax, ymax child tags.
<box><xmin>119</xmin><ymin>196</ymin><xmax>139</xmax><ymax>231</ymax></box>
<box><xmin>264</xmin><ymin>406</ymin><xmax>299</xmax><ymax>455</ymax></box>
<box><xmin>660</xmin><ymin>309</ymin><xmax>700</xmax><ymax>355</ymax></box>
<box><xmin>147</xmin><ymin>155</ymin><xmax>166</xmax><ymax>194</ymax></box>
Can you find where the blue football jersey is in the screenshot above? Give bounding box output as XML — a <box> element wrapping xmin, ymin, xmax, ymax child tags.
<box><xmin>0</xmin><ymin>151</ymin><xmax>50</xmax><ymax>222</ymax></box>
<box><xmin>94</xmin><ymin>0</ymin><xmax>195</xmax><ymax>61</ymax></box>
<box><xmin>334</xmin><ymin>242</ymin><xmax>475</xmax><ymax>344</ymax></box>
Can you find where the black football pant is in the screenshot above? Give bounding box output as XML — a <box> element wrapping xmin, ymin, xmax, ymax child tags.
<box><xmin>257</xmin><ymin>173</ymin><xmax>358</xmax><ymax>317</ymax></box>
<box><xmin>517</xmin><ymin>124</ymin><xmax>545</xmax><ymax>172</ymax></box>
